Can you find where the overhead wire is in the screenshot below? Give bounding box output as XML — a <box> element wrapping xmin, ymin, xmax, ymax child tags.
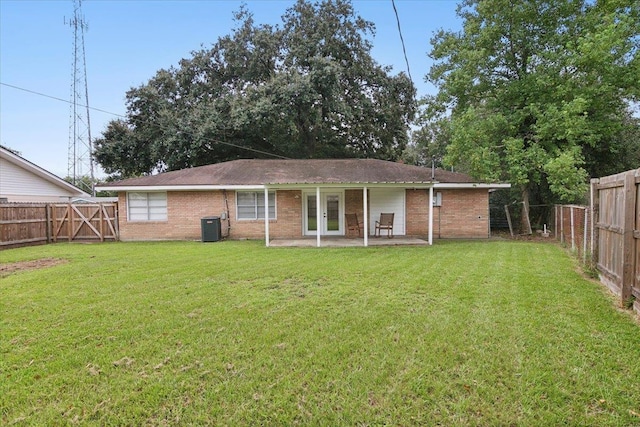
<box><xmin>391</xmin><ymin>0</ymin><xmax>414</xmax><ymax>85</ymax></box>
<box><xmin>1</xmin><ymin>81</ymin><xmax>290</xmax><ymax>160</ymax></box>
<box><xmin>1</xmin><ymin>82</ymin><xmax>126</xmax><ymax>118</ymax></box>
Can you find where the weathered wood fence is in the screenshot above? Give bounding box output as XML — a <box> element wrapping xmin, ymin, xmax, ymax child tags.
<box><xmin>0</xmin><ymin>203</ymin><xmax>118</xmax><ymax>249</ymax></box>
<box><xmin>591</xmin><ymin>168</ymin><xmax>640</xmax><ymax>313</ymax></box>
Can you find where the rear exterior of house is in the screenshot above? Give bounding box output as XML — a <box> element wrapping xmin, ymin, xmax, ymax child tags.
<box><xmin>99</xmin><ymin>159</ymin><xmax>509</xmax><ymax>244</ymax></box>
<box><xmin>116</xmin><ymin>187</ymin><xmax>491</xmax><ymax>241</ymax></box>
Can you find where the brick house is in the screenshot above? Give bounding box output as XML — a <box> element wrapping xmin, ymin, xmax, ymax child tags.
<box><xmin>97</xmin><ymin>159</ymin><xmax>510</xmax><ymax>246</ymax></box>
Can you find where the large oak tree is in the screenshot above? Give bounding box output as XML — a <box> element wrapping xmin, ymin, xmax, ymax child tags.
<box><xmin>424</xmin><ymin>0</ymin><xmax>639</xmax><ymax>207</ymax></box>
<box><xmin>94</xmin><ymin>0</ymin><xmax>416</xmax><ymax>178</ymax></box>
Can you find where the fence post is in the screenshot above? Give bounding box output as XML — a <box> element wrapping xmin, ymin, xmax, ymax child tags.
<box><xmin>560</xmin><ymin>206</ymin><xmax>564</xmax><ymax>244</ymax></box>
<box><xmin>68</xmin><ymin>203</ymin><xmax>73</xmax><ymax>242</ymax></box>
<box><xmin>554</xmin><ymin>205</ymin><xmax>558</xmax><ymax>240</ymax></box>
<box><xmin>583</xmin><ymin>208</ymin><xmax>588</xmax><ymax>264</ymax></box>
<box><xmin>570</xmin><ymin>206</ymin><xmax>575</xmax><ymax>251</ymax></box>
<box><xmin>590</xmin><ymin>179</ymin><xmax>599</xmax><ymax>268</ymax></box>
<box><xmin>621</xmin><ymin>171</ymin><xmax>637</xmax><ymax>304</ymax></box>
<box><xmin>52</xmin><ymin>204</ymin><xmax>57</xmax><ymax>243</ymax></box>
<box><xmin>45</xmin><ymin>203</ymin><xmax>52</xmax><ymax>243</ymax></box>
<box><xmin>505</xmin><ymin>205</ymin><xmax>514</xmax><ymax>237</ymax></box>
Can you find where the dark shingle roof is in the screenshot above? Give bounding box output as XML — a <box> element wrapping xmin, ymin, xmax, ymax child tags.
<box><xmin>105</xmin><ymin>159</ymin><xmax>477</xmax><ymax>187</ymax></box>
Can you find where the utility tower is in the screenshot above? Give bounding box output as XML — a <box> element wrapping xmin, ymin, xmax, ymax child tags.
<box><xmin>66</xmin><ymin>0</ymin><xmax>95</xmax><ymax>195</ymax></box>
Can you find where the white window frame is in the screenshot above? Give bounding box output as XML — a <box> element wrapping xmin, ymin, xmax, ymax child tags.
<box><xmin>236</xmin><ymin>191</ymin><xmax>276</xmax><ymax>220</ymax></box>
<box><xmin>127</xmin><ymin>192</ymin><xmax>168</xmax><ymax>221</ymax></box>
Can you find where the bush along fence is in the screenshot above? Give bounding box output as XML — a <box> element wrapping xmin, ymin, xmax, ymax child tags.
<box><xmin>0</xmin><ymin>202</ymin><xmax>118</xmax><ymax>249</ymax></box>
<box><xmin>591</xmin><ymin>168</ymin><xmax>640</xmax><ymax>313</ymax></box>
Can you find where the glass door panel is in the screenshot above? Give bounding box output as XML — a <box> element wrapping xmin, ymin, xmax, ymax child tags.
<box><xmin>326</xmin><ymin>195</ymin><xmax>339</xmax><ymax>231</ymax></box>
<box><xmin>304</xmin><ymin>192</ymin><xmax>342</xmax><ymax>235</ymax></box>
<box><xmin>306</xmin><ymin>195</ymin><xmax>317</xmax><ymax>232</ymax></box>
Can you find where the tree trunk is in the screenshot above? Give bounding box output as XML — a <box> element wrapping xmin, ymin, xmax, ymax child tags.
<box><xmin>521</xmin><ymin>186</ymin><xmax>532</xmax><ymax>234</ymax></box>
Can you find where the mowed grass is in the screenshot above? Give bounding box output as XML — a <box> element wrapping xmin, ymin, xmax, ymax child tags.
<box><xmin>1</xmin><ymin>241</ymin><xmax>640</xmax><ymax>425</ymax></box>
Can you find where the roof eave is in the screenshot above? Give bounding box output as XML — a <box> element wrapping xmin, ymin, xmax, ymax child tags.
<box><xmin>433</xmin><ymin>183</ymin><xmax>511</xmax><ymax>189</ymax></box>
<box><xmin>95</xmin><ymin>184</ymin><xmax>266</xmax><ymax>192</ymax></box>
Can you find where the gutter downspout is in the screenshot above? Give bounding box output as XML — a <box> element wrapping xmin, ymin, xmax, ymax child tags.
<box><xmin>428</xmin><ymin>186</ymin><xmax>434</xmax><ymax>245</ymax></box>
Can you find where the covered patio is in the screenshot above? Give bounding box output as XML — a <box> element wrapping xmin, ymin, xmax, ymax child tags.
<box><xmin>268</xmin><ymin>236</ymin><xmax>429</xmax><ymax>247</ymax></box>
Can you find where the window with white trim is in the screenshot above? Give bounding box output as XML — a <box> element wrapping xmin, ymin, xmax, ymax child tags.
<box><xmin>236</xmin><ymin>191</ymin><xmax>276</xmax><ymax>220</ymax></box>
<box><xmin>127</xmin><ymin>192</ymin><xmax>167</xmax><ymax>221</ymax></box>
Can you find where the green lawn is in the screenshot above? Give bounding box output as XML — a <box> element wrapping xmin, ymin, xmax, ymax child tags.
<box><xmin>1</xmin><ymin>240</ymin><xmax>639</xmax><ymax>425</ymax></box>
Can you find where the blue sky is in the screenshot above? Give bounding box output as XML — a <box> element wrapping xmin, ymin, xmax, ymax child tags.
<box><xmin>0</xmin><ymin>0</ymin><xmax>461</xmax><ymax>177</ymax></box>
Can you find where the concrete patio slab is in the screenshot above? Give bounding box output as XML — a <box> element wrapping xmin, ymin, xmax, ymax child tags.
<box><xmin>268</xmin><ymin>236</ymin><xmax>429</xmax><ymax>247</ymax></box>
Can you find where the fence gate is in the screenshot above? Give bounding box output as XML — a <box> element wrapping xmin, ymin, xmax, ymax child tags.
<box><xmin>51</xmin><ymin>203</ymin><xmax>118</xmax><ymax>242</ymax></box>
<box><xmin>1</xmin><ymin>203</ymin><xmax>118</xmax><ymax>248</ymax></box>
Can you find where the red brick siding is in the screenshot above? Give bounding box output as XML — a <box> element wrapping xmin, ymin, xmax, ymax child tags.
<box><xmin>405</xmin><ymin>189</ymin><xmax>490</xmax><ymax>238</ymax></box>
<box><xmin>118</xmin><ymin>190</ymin><xmax>303</xmax><ymax>241</ymax></box>
<box><xmin>406</xmin><ymin>190</ymin><xmax>429</xmax><ymax>236</ymax></box>
<box><xmin>436</xmin><ymin>189</ymin><xmax>489</xmax><ymax>238</ymax></box>
<box><xmin>345</xmin><ymin>189</ymin><xmax>365</xmax><ymax>222</ymax></box>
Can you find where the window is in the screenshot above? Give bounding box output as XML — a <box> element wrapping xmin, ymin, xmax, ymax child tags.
<box><xmin>237</xmin><ymin>191</ymin><xmax>276</xmax><ymax>220</ymax></box>
<box><xmin>127</xmin><ymin>192</ymin><xmax>167</xmax><ymax>221</ymax></box>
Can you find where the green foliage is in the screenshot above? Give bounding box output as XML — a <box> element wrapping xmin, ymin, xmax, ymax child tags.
<box><xmin>94</xmin><ymin>0</ymin><xmax>416</xmax><ymax>178</ymax></box>
<box><xmin>423</xmin><ymin>0</ymin><xmax>640</xmax><ymax>206</ymax></box>
<box><xmin>402</xmin><ymin>102</ymin><xmax>451</xmax><ymax>167</ymax></box>
<box><xmin>63</xmin><ymin>174</ymin><xmax>94</xmax><ymax>194</ymax></box>
<box><xmin>543</xmin><ymin>148</ymin><xmax>589</xmax><ymax>203</ymax></box>
<box><xmin>3</xmin><ymin>241</ymin><xmax>640</xmax><ymax>424</ymax></box>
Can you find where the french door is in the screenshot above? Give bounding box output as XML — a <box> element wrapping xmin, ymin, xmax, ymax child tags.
<box><xmin>304</xmin><ymin>192</ymin><xmax>343</xmax><ymax>236</ymax></box>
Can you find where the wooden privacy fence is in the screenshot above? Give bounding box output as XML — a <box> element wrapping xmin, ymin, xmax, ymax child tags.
<box><xmin>0</xmin><ymin>202</ymin><xmax>118</xmax><ymax>248</ymax></box>
<box><xmin>591</xmin><ymin>168</ymin><xmax>640</xmax><ymax>312</ymax></box>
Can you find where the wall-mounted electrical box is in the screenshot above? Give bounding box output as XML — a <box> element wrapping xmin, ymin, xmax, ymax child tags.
<box><xmin>433</xmin><ymin>191</ymin><xmax>442</xmax><ymax>207</ymax></box>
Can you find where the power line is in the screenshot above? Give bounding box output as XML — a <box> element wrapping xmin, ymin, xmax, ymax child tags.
<box><xmin>0</xmin><ymin>82</ymin><xmax>126</xmax><ymax>118</ymax></box>
<box><xmin>208</xmin><ymin>139</ymin><xmax>290</xmax><ymax>160</ymax></box>
<box><xmin>1</xmin><ymin>81</ymin><xmax>288</xmax><ymax>160</ymax></box>
<box><xmin>391</xmin><ymin>0</ymin><xmax>414</xmax><ymax>85</ymax></box>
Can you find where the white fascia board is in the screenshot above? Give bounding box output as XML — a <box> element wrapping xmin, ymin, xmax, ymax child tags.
<box><xmin>433</xmin><ymin>183</ymin><xmax>511</xmax><ymax>189</ymax></box>
<box><xmin>95</xmin><ymin>184</ymin><xmax>265</xmax><ymax>192</ymax></box>
<box><xmin>266</xmin><ymin>182</ymin><xmax>434</xmax><ymax>190</ymax></box>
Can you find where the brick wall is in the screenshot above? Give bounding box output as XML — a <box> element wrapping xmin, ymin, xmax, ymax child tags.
<box><xmin>436</xmin><ymin>189</ymin><xmax>489</xmax><ymax>238</ymax></box>
<box><xmin>406</xmin><ymin>189</ymin><xmax>429</xmax><ymax>236</ymax></box>
<box><xmin>345</xmin><ymin>189</ymin><xmax>365</xmax><ymax>221</ymax></box>
<box><xmin>405</xmin><ymin>189</ymin><xmax>490</xmax><ymax>238</ymax></box>
<box><xmin>118</xmin><ymin>188</ymin><xmax>490</xmax><ymax>241</ymax></box>
<box><xmin>118</xmin><ymin>190</ymin><xmax>303</xmax><ymax>241</ymax></box>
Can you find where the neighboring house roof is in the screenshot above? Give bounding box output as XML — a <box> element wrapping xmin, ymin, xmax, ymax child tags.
<box><xmin>98</xmin><ymin>159</ymin><xmax>508</xmax><ymax>191</ymax></box>
<box><xmin>0</xmin><ymin>146</ymin><xmax>90</xmax><ymax>202</ymax></box>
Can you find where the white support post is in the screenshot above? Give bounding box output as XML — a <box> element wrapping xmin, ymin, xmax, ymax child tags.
<box><xmin>363</xmin><ymin>186</ymin><xmax>368</xmax><ymax>247</ymax></box>
<box><xmin>428</xmin><ymin>186</ymin><xmax>434</xmax><ymax>245</ymax></box>
<box><xmin>264</xmin><ymin>187</ymin><xmax>270</xmax><ymax>247</ymax></box>
<box><xmin>316</xmin><ymin>186</ymin><xmax>321</xmax><ymax>248</ymax></box>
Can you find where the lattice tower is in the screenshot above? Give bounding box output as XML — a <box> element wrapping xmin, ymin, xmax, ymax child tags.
<box><xmin>66</xmin><ymin>0</ymin><xmax>94</xmax><ymax>195</ymax></box>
